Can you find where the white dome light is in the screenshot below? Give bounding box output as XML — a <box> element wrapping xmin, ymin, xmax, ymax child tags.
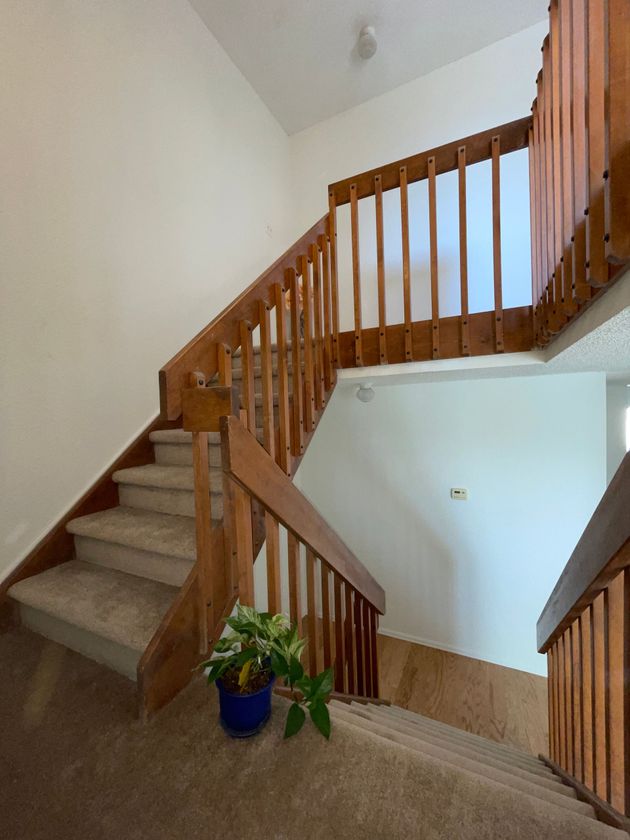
<box><xmin>356</xmin><ymin>383</ymin><xmax>375</xmax><ymax>403</ymax></box>
<box><xmin>357</xmin><ymin>26</ymin><xmax>377</xmax><ymax>60</ymax></box>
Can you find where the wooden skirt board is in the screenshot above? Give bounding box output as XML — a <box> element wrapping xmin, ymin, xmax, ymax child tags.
<box><xmin>377</xmin><ymin>634</ymin><xmax>548</xmax><ymax>756</ymax></box>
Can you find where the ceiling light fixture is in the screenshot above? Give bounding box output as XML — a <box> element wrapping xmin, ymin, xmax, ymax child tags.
<box><xmin>357</xmin><ymin>25</ymin><xmax>377</xmax><ymax>60</ymax></box>
<box><xmin>356</xmin><ymin>383</ymin><xmax>375</xmax><ymax>403</ymax></box>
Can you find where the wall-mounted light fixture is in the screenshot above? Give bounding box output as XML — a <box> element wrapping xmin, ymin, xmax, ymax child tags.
<box><xmin>356</xmin><ymin>383</ymin><xmax>375</xmax><ymax>403</ymax></box>
<box><xmin>357</xmin><ymin>26</ymin><xmax>377</xmax><ymax>60</ymax></box>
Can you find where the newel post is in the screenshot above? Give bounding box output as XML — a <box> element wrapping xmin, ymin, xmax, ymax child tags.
<box><xmin>182</xmin><ymin>376</ymin><xmax>239</xmax><ymax>653</ymax></box>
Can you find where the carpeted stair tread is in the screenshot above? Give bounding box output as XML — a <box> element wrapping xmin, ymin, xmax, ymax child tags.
<box><xmin>113</xmin><ymin>464</ymin><xmax>223</xmax><ymax>494</ymax></box>
<box><xmin>8</xmin><ymin>560</ymin><xmax>175</xmax><ymax>652</ymax></box>
<box><xmin>368</xmin><ymin>703</ymin><xmax>549</xmax><ymax>772</ymax></box>
<box><xmin>149</xmin><ymin>427</ymin><xmax>264</xmax><ymax>446</ymax></box>
<box><xmin>381</xmin><ymin>702</ymin><xmax>544</xmax><ymax>765</ymax></box>
<box><xmin>328</xmin><ymin>703</ymin><xmax>594</xmax><ymax>818</ymax></box>
<box><xmin>333</xmin><ymin>703</ymin><xmax>569</xmax><ymax>793</ymax></box>
<box><xmin>67</xmin><ymin>506</ymin><xmax>197</xmax><ymax>561</ymax></box>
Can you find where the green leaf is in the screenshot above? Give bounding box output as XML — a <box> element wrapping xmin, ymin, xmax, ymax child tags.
<box><xmin>270</xmin><ymin>650</ymin><xmax>289</xmax><ymax>678</ymax></box>
<box><xmin>288</xmin><ymin>656</ymin><xmax>304</xmax><ymax>684</ymax></box>
<box><xmin>284</xmin><ymin>702</ymin><xmax>306</xmax><ymax>738</ymax></box>
<box><xmin>235</xmin><ymin>647</ymin><xmax>258</xmax><ymax>667</ymax></box>
<box><xmin>294</xmin><ymin>675</ymin><xmax>313</xmax><ymax>697</ymax></box>
<box><xmin>310</xmin><ymin>667</ymin><xmax>334</xmax><ymax>700</ymax></box>
<box><xmin>309</xmin><ymin>700</ymin><xmax>331</xmax><ymax>740</ymax></box>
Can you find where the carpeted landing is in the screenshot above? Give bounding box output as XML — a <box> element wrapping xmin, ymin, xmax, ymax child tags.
<box><xmin>0</xmin><ymin>626</ymin><xmax>625</xmax><ymax>840</ymax></box>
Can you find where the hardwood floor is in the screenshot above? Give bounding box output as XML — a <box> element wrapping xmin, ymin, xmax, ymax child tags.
<box><xmin>378</xmin><ymin>634</ymin><xmax>549</xmax><ymax>757</ymax></box>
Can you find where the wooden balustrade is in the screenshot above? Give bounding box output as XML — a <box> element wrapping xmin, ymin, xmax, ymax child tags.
<box><xmin>529</xmin><ymin>0</ymin><xmax>630</xmax><ymax>346</ymax></box>
<box><xmin>537</xmin><ymin>453</ymin><xmax>630</xmax><ymax>825</ymax></box>
<box><xmin>327</xmin><ymin>117</ymin><xmax>534</xmax><ymax>366</ymax></box>
<box><xmin>220</xmin><ymin>413</ymin><xmax>384</xmax><ymax>697</ymax></box>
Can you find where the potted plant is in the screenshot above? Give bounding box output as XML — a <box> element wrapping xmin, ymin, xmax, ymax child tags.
<box><xmin>201</xmin><ymin>605</ymin><xmax>333</xmax><ymax>740</ymax></box>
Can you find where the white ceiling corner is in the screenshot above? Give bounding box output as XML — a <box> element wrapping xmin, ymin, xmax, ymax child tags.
<box><xmin>190</xmin><ymin>0</ymin><xmax>548</xmax><ymax>134</ymax></box>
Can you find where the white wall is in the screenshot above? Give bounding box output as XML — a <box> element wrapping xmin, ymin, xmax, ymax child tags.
<box><xmin>0</xmin><ymin>0</ymin><xmax>293</xmax><ymax>578</ymax></box>
<box><xmin>289</xmin><ymin>22</ymin><xmax>548</xmax><ymax>332</ymax></box>
<box><xmin>294</xmin><ymin>373</ymin><xmax>607</xmax><ymax>675</ymax></box>
<box><xmin>606</xmin><ymin>379</ymin><xmax>629</xmax><ymax>483</ymax></box>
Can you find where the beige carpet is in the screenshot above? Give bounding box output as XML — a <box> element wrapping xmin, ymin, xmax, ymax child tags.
<box><xmin>0</xmin><ymin>626</ymin><xmax>624</xmax><ymax>840</ymax></box>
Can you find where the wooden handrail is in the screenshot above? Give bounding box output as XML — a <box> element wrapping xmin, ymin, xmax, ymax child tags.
<box><xmin>220</xmin><ymin>414</ymin><xmax>386</xmax><ymax>614</ymax></box>
<box><xmin>537</xmin><ymin>452</ymin><xmax>630</xmax><ymax>652</ymax></box>
<box><xmin>328</xmin><ymin>116</ymin><xmax>531</xmax><ymax>205</ymax></box>
<box><xmin>159</xmin><ymin>213</ymin><xmax>328</xmax><ymax>420</ymax></box>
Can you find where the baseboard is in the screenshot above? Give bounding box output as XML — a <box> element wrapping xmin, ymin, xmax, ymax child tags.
<box><xmin>377</xmin><ymin>627</ymin><xmax>547</xmax><ymax>678</ymax></box>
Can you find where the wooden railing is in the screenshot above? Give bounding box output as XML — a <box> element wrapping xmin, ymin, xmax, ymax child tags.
<box><xmin>529</xmin><ymin>0</ymin><xmax>630</xmax><ymax>346</ymax></box>
<box><xmin>327</xmin><ymin>117</ymin><xmax>535</xmax><ymax>365</ymax></box>
<box><xmin>220</xmin><ymin>414</ymin><xmax>384</xmax><ymax>697</ymax></box>
<box><xmin>537</xmin><ymin>452</ymin><xmax>630</xmax><ymax>825</ymax></box>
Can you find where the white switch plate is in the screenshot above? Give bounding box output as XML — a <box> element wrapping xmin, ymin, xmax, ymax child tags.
<box><xmin>450</xmin><ymin>488</ymin><xmax>468</xmax><ymax>500</ymax></box>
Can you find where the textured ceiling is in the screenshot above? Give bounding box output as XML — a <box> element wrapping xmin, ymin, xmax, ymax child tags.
<box><xmin>190</xmin><ymin>0</ymin><xmax>548</xmax><ymax>134</ymax></box>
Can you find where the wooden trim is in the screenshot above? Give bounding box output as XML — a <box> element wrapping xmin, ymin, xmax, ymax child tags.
<box><xmin>301</xmin><ymin>254</ymin><xmax>315</xmax><ymax>432</ymax></box>
<box><xmin>399</xmin><ymin>165</ymin><xmax>412</xmax><ymax>361</ymax></box>
<box><xmin>375</xmin><ymin>173</ymin><xmax>387</xmax><ymax>364</ymax></box>
<box><xmin>539</xmin><ymin>756</ymin><xmax>630</xmax><ymax>833</ymax></box>
<box><xmin>258</xmin><ymin>299</ymin><xmax>276</xmax><ymax>460</ymax></box>
<box><xmin>182</xmin><ymin>385</ymin><xmax>240</xmax><ymax>434</ymax></box>
<box><xmin>458</xmin><ymin>146</ymin><xmax>470</xmax><ymax>355</ymax></box>
<box><xmin>333</xmin><ymin>574</ymin><xmax>345</xmax><ymax>692</ymax></box>
<box><xmin>350</xmin><ymin>183</ymin><xmax>363</xmax><ymax>366</ymax></box>
<box><xmin>328</xmin><ymin>116</ymin><xmax>532</xmax><ymax>205</ymax></box>
<box><xmin>491</xmin><ymin>136</ymin><xmax>504</xmax><ymax>352</ymax></box>
<box><xmin>233</xmin><ymin>480</ymin><xmax>254</xmax><ymax>607</ymax></box>
<box><xmin>336</xmin><ymin>306</ymin><xmax>532</xmax><ymax>368</ymax></box>
<box><xmin>287</xmin><ymin>532</ymin><xmax>302</xmax><ymax>636</ymax></box>
<box><xmin>265</xmin><ymin>512</ymin><xmax>281</xmax><ymax>614</ymax></box>
<box><xmin>274</xmin><ymin>281</ymin><xmax>292</xmax><ymax>475</ymax></box>
<box><xmin>306</xmin><ymin>548</ymin><xmax>319</xmax><ymax>675</ymax></box>
<box><xmin>289</xmin><ymin>268</ymin><xmax>305</xmax><ymax>455</ymax></box>
<box><xmin>159</xmin><ymin>214</ymin><xmax>327</xmax><ymax>420</ymax></box>
<box><xmin>321</xmin><ymin>561</ymin><xmax>333</xmax><ymax>670</ymax></box>
<box><xmin>537</xmin><ymin>453</ymin><xmax>630</xmax><ymax>651</ymax></box>
<box><xmin>327</xmin><ymin>195</ymin><xmax>340</xmax><ymax>370</ymax></box>
<box><xmin>220</xmin><ymin>415</ymin><xmax>386</xmax><ymax>614</ymax></box>
<box><xmin>428</xmin><ymin>156</ymin><xmax>440</xmax><ymax>359</ymax></box>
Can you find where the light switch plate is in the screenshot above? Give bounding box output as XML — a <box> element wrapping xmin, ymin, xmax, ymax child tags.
<box><xmin>450</xmin><ymin>488</ymin><xmax>468</xmax><ymax>500</ymax></box>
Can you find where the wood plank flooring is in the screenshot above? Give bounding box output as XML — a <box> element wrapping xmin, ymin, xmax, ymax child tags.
<box><xmin>378</xmin><ymin>634</ymin><xmax>549</xmax><ymax>756</ymax></box>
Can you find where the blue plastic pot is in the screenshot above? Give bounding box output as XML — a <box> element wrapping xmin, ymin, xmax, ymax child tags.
<box><xmin>216</xmin><ymin>671</ymin><xmax>276</xmax><ymax>738</ymax></box>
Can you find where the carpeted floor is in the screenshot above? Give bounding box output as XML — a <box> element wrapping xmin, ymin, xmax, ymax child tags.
<box><xmin>0</xmin><ymin>626</ymin><xmax>624</xmax><ymax>840</ymax></box>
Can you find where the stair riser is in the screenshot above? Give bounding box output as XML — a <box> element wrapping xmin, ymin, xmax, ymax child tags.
<box><xmin>74</xmin><ymin>536</ymin><xmax>193</xmax><ymax>588</ymax></box>
<box><xmin>118</xmin><ymin>485</ymin><xmax>224</xmax><ymax>520</ymax></box>
<box><xmin>19</xmin><ymin>604</ymin><xmax>140</xmax><ymax>681</ymax></box>
<box><xmin>153</xmin><ymin>443</ymin><xmax>222</xmax><ymax>468</ymax></box>
<box><xmin>377</xmin><ymin>707</ymin><xmax>552</xmax><ymax>776</ymax></box>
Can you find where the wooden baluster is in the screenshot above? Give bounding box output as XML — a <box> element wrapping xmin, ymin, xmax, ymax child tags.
<box><xmin>344</xmin><ymin>584</ymin><xmax>356</xmax><ymax>694</ymax></box>
<box><xmin>399</xmin><ymin>165</ymin><xmax>413</xmax><ymax>362</ymax></box>
<box><xmin>586</xmin><ymin>0</ymin><xmax>608</xmax><ymax>287</ymax></box>
<box><xmin>572</xmin><ymin>618</ymin><xmax>583</xmax><ymax>781</ymax></box>
<box><xmin>300</xmin><ymin>255</ymin><xmax>315</xmax><ymax>433</ymax></box>
<box><xmin>287</xmin><ymin>532</ymin><xmax>302</xmax><ymax>636</ymax></box>
<box><xmin>491</xmin><ymin>137</ymin><xmax>504</xmax><ymax>352</ymax></box>
<box><xmin>320</xmin><ymin>561</ymin><xmax>332</xmax><ymax>671</ymax></box>
<box><xmin>529</xmin><ymin>119</ymin><xmax>543</xmax><ymax>345</ymax></box>
<box><xmin>258</xmin><ymin>300</ymin><xmax>275</xmax><ymax>462</ymax></box>
<box><xmin>218</xmin><ymin>343</ymin><xmax>232</xmax><ymax>387</ymax></box>
<box><xmin>536</xmin><ymin>71</ymin><xmax>551</xmax><ymax>338</ymax></box>
<box><xmin>306</xmin><ymin>548</ymin><xmax>319</xmax><ymax>676</ymax></box>
<box><xmin>288</xmin><ymin>267</ymin><xmax>304</xmax><ymax>456</ymax></box>
<box><xmin>558</xmin><ymin>632</ymin><xmax>567</xmax><ymax>768</ymax></box>
<box><xmin>328</xmin><ymin>192</ymin><xmax>340</xmax><ymax>372</ymax></box>
<box><xmin>274</xmin><ymin>281</ymin><xmax>292</xmax><ymax>475</ymax></box>
<box><xmin>564</xmin><ymin>626</ymin><xmax>574</xmax><ymax>775</ymax></box>
<box><xmin>233</xmin><ymin>481</ymin><xmax>254</xmax><ymax>607</ymax></box>
<box><xmin>370</xmin><ymin>607</ymin><xmax>379</xmax><ymax>698</ymax></box>
<box><xmin>607</xmin><ymin>569</ymin><xmax>629</xmax><ymax>814</ymax></box>
<box><xmin>572</xmin><ymin>0</ymin><xmax>591</xmax><ymax>304</ymax></box>
<box><xmin>551</xmin><ymin>1</ymin><xmax>566</xmax><ymax>324</ymax></box>
<box><xmin>458</xmin><ymin>147</ymin><xmax>470</xmax><ymax>355</ymax></box>
<box><xmin>428</xmin><ymin>156</ymin><xmax>440</xmax><ymax>359</ymax></box>
<box><xmin>265</xmin><ymin>512</ymin><xmax>281</xmax><ymax>614</ymax></box>
<box><xmin>188</xmin><ymin>373</ymin><xmax>212</xmax><ymax>653</ymax></box>
<box><xmin>310</xmin><ymin>242</ymin><xmax>325</xmax><ymax>410</ymax></box>
<box><xmin>604</xmin><ymin>0</ymin><xmax>630</xmax><ymax>264</ymax></box>
<box><xmin>375</xmin><ymin>173</ymin><xmax>388</xmax><ymax>364</ymax></box>
<box><xmin>239</xmin><ymin>321</ymin><xmax>256</xmax><ymax>434</ymax></box>
<box><xmin>350</xmin><ymin>183</ymin><xmax>363</xmax><ymax>366</ymax></box>
<box><xmin>333</xmin><ymin>574</ymin><xmax>345</xmax><ymax>692</ymax></box>
<box><xmin>354</xmin><ymin>593</ymin><xmax>365</xmax><ymax>696</ymax></box>
<box><xmin>319</xmin><ymin>234</ymin><xmax>334</xmax><ymax>391</ymax></box>
<box><xmin>552</xmin><ymin>640</ymin><xmax>561</xmax><ymax>763</ymax></box>
<box><xmin>362</xmin><ymin>597</ymin><xmax>372</xmax><ymax>697</ymax></box>
<box><xmin>548</xmin><ymin>644</ymin><xmax>557</xmax><ymax>761</ymax></box>
<box><xmin>560</xmin><ymin>0</ymin><xmax>577</xmax><ymax>317</ymax></box>
<box><xmin>581</xmin><ymin>604</ymin><xmax>595</xmax><ymax>791</ymax></box>
<box><xmin>543</xmin><ymin>38</ymin><xmax>559</xmax><ymax>332</ymax></box>
<box><xmin>592</xmin><ymin>589</ymin><xmax>609</xmax><ymax>800</ymax></box>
